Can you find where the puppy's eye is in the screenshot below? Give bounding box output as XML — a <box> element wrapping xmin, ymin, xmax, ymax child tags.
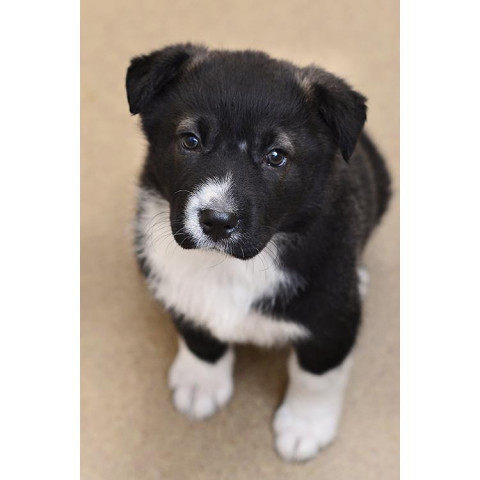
<box><xmin>181</xmin><ymin>134</ymin><xmax>200</xmax><ymax>150</ymax></box>
<box><xmin>265</xmin><ymin>149</ymin><xmax>287</xmax><ymax>167</ymax></box>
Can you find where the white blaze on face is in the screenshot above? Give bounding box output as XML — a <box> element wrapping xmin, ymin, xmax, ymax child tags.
<box><xmin>184</xmin><ymin>172</ymin><xmax>237</xmax><ymax>246</ymax></box>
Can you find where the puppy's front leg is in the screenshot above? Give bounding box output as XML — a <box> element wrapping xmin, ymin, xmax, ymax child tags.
<box><xmin>168</xmin><ymin>316</ymin><xmax>234</xmax><ymax>420</ymax></box>
<box><xmin>274</xmin><ymin>343</ymin><xmax>353</xmax><ymax>462</ymax></box>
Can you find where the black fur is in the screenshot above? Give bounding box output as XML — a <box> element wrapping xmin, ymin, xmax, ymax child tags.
<box><xmin>173</xmin><ymin>313</ymin><xmax>228</xmax><ymax>363</ymax></box>
<box><xmin>127</xmin><ymin>44</ymin><xmax>391</xmax><ymax>374</ymax></box>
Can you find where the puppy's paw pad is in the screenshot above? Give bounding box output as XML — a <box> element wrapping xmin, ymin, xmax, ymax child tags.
<box><xmin>273</xmin><ymin>405</ymin><xmax>336</xmax><ymax>462</ymax></box>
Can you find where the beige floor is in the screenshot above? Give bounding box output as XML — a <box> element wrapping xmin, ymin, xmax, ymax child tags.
<box><xmin>81</xmin><ymin>1</ymin><xmax>399</xmax><ymax>478</ymax></box>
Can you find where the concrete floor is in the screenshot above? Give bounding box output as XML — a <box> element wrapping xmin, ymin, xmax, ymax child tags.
<box><xmin>81</xmin><ymin>1</ymin><xmax>399</xmax><ymax>478</ymax></box>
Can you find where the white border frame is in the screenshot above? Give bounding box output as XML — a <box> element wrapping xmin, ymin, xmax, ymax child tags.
<box><xmin>0</xmin><ymin>1</ymin><xmax>80</xmax><ymax>479</ymax></box>
<box><xmin>401</xmin><ymin>0</ymin><xmax>480</xmax><ymax>478</ymax></box>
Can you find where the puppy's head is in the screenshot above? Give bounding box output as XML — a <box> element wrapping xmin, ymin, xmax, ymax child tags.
<box><xmin>126</xmin><ymin>44</ymin><xmax>366</xmax><ymax>259</ymax></box>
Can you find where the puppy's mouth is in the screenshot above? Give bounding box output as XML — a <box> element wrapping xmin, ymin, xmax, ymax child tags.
<box><xmin>172</xmin><ymin>227</ymin><xmax>260</xmax><ymax>260</ymax></box>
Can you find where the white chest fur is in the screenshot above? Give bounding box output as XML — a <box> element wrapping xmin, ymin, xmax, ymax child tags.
<box><xmin>137</xmin><ymin>190</ymin><xmax>308</xmax><ymax>346</ymax></box>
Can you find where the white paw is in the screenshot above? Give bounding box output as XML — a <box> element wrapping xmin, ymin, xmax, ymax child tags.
<box><xmin>168</xmin><ymin>339</ymin><xmax>234</xmax><ymax>420</ymax></box>
<box><xmin>357</xmin><ymin>265</ymin><xmax>370</xmax><ymax>300</ymax></box>
<box><xmin>273</xmin><ymin>352</ymin><xmax>353</xmax><ymax>462</ymax></box>
<box><xmin>273</xmin><ymin>404</ymin><xmax>337</xmax><ymax>462</ymax></box>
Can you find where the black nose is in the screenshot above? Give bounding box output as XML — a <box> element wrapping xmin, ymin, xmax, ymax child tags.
<box><xmin>199</xmin><ymin>209</ymin><xmax>239</xmax><ymax>241</ymax></box>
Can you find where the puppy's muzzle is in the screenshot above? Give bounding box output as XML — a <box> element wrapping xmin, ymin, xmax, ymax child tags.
<box><xmin>199</xmin><ymin>209</ymin><xmax>239</xmax><ymax>241</ymax></box>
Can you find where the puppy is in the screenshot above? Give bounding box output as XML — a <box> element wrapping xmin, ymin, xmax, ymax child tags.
<box><xmin>126</xmin><ymin>44</ymin><xmax>390</xmax><ymax>462</ymax></box>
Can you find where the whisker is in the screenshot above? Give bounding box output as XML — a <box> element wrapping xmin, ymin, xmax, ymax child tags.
<box><xmin>206</xmin><ymin>253</ymin><xmax>228</xmax><ymax>269</ymax></box>
<box><xmin>147</xmin><ymin>224</ymin><xmax>188</xmax><ymax>248</ymax></box>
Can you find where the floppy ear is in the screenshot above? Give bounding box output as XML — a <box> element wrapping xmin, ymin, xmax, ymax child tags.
<box><xmin>126</xmin><ymin>43</ymin><xmax>207</xmax><ymax>115</ymax></box>
<box><xmin>304</xmin><ymin>68</ymin><xmax>367</xmax><ymax>161</ymax></box>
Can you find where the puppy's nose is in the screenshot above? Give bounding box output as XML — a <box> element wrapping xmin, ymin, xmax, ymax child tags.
<box><xmin>199</xmin><ymin>209</ymin><xmax>238</xmax><ymax>241</ymax></box>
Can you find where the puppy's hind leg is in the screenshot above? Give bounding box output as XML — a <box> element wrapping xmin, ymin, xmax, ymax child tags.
<box><xmin>168</xmin><ymin>316</ymin><xmax>235</xmax><ymax>420</ymax></box>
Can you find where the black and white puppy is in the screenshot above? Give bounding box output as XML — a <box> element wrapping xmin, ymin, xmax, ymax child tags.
<box><xmin>126</xmin><ymin>44</ymin><xmax>390</xmax><ymax>462</ymax></box>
